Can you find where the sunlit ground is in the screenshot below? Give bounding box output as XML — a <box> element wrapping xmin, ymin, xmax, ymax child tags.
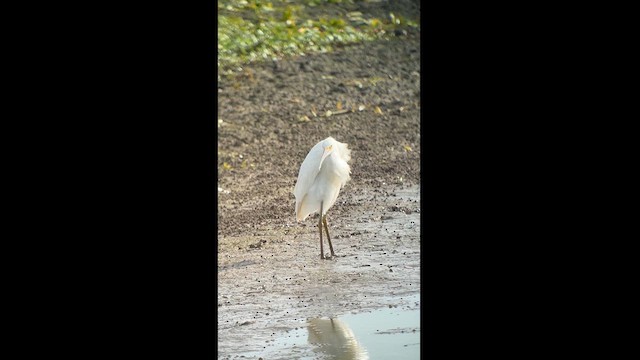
<box><xmin>218</xmin><ymin>0</ymin><xmax>419</xmax><ymax>78</ymax></box>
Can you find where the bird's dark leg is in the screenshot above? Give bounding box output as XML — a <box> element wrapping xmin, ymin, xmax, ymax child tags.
<box><xmin>319</xmin><ymin>202</ymin><xmax>324</xmax><ymax>259</ymax></box>
<box><xmin>323</xmin><ymin>216</ymin><xmax>336</xmax><ymax>258</ymax></box>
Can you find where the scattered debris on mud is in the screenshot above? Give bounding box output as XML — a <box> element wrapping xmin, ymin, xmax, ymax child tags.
<box><xmin>218</xmin><ymin>8</ymin><xmax>420</xmax><ymax>357</ymax></box>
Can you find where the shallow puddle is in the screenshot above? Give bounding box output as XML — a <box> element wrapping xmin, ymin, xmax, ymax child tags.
<box><xmin>256</xmin><ymin>293</ymin><xmax>420</xmax><ymax>360</ymax></box>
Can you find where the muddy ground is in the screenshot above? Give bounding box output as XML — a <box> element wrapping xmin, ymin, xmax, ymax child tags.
<box><xmin>217</xmin><ymin>5</ymin><xmax>421</xmax><ymax>357</ymax></box>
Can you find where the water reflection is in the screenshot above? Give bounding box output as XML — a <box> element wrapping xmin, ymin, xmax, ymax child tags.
<box><xmin>307</xmin><ymin>317</ymin><xmax>369</xmax><ymax>360</ymax></box>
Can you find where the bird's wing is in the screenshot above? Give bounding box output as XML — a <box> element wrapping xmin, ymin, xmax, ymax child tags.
<box><xmin>294</xmin><ymin>152</ymin><xmax>321</xmax><ymax>201</ymax></box>
<box><xmin>293</xmin><ymin>143</ymin><xmax>323</xmax><ymax>215</ymax></box>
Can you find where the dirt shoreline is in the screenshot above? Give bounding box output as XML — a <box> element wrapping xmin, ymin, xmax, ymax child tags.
<box><xmin>218</xmin><ymin>31</ymin><xmax>421</xmax><ymax>358</ymax></box>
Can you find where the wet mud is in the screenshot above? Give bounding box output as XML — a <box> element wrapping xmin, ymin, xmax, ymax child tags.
<box><xmin>218</xmin><ymin>185</ymin><xmax>420</xmax><ymax>358</ymax></box>
<box><xmin>218</xmin><ymin>18</ymin><xmax>421</xmax><ymax>359</ymax></box>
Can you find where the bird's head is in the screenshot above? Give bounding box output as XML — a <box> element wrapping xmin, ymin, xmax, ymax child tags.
<box><xmin>319</xmin><ymin>144</ymin><xmax>333</xmax><ymax>170</ymax></box>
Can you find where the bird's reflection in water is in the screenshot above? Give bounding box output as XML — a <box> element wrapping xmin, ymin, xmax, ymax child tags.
<box><xmin>307</xmin><ymin>317</ymin><xmax>369</xmax><ymax>360</ymax></box>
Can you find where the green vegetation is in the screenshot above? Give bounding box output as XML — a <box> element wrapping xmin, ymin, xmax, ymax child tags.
<box><xmin>218</xmin><ymin>0</ymin><xmax>419</xmax><ymax>78</ymax></box>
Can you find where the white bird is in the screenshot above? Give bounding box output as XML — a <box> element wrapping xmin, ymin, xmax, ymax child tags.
<box><xmin>294</xmin><ymin>137</ymin><xmax>351</xmax><ymax>259</ymax></box>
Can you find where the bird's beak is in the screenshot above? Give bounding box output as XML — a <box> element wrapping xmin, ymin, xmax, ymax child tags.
<box><xmin>319</xmin><ymin>145</ymin><xmax>332</xmax><ymax>170</ymax></box>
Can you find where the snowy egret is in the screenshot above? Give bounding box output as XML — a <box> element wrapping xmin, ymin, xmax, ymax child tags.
<box><xmin>294</xmin><ymin>137</ymin><xmax>351</xmax><ymax>259</ymax></box>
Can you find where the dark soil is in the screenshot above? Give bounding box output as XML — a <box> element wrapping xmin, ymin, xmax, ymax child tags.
<box><xmin>218</xmin><ymin>32</ymin><xmax>420</xmax><ymax>236</ymax></box>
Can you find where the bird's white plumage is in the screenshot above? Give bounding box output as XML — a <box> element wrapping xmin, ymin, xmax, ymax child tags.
<box><xmin>294</xmin><ymin>137</ymin><xmax>351</xmax><ymax>222</ymax></box>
